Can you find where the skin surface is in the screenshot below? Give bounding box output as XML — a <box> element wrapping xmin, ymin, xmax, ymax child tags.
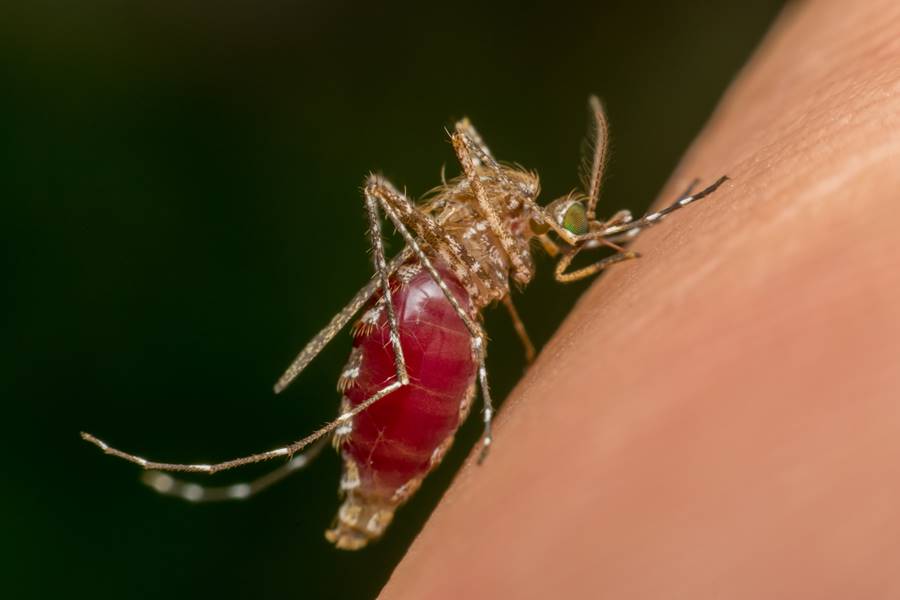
<box><xmin>380</xmin><ymin>0</ymin><xmax>900</xmax><ymax>597</ymax></box>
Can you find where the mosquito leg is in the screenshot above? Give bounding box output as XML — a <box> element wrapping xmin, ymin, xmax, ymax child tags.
<box><xmin>452</xmin><ymin>122</ymin><xmax>536</xmax><ymax>201</ymax></box>
<box><xmin>452</xmin><ymin>129</ymin><xmax>533</xmax><ymax>284</ymax></box>
<box><xmin>446</xmin><ymin>137</ymin><xmax>525</xmax><ymax>458</ymax></box>
<box><xmin>365</xmin><ymin>176</ymin><xmax>486</xmax><ymax>338</ymax></box>
<box><xmin>273</xmin><ymin>247</ymin><xmax>412</xmax><ymax>394</ymax></box>
<box><xmin>474</xmin><ymin>336</ymin><xmax>494</xmax><ymax>464</ymax></box>
<box><xmin>502</xmin><ymin>295</ymin><xmax>535</xmax><ymax>364</ymax></box>
<box><xmin>537</xmin><ymin>234</ymin><xmax>561</xmax><ymax>257</ymax></box>
<box><xmin>452</xmin><ymin>122</ymin><xmax>522</xmax><ymax>197</ymax></box>
<box><xmin>579</xmin><ymin>210</ymin><xmax>637</xmax><ymax>249</ymax></box>
<box><xmin>365</xmin><ymin>177</ymin><xmax>498</xmax><ymax>461</ymax></box>
<box><xmin>364</xmin><ymin>180</ymin><xmax>409</xmax><ymax>388</ymax></box>
<box><xmin>599</xmin><ymin>180</ymin><xmax>698</xmax><ymax>245</ymax></box>
<box><xmin>597</xmin><ymin>176</ymin><xmax>729</xmax><ymax>239</ymax></box>
<box><xmin>554</xmin><ymin>247</ymin><xmax>641</xmax><ymax>283</ymax></box>
<box><xmin>141</xmin><ymin>437</ymin><xmax>329</xmax><ymax>503</ymax></box>
<box><xmin>604</xmin><ymin>209</ymin><xmax>634</xmax><ymax>228</ymax></box>
<box><xmin>677</xmin><ymin>178</ymin><xmax>701</xmax><ymax>199</ymax></box>
<box><xmin>454</xmin><ymin>118</ymin><xmax>495</xmax><ymax>164</ymax></box>
<box><xmin>81</xmin><ymin>184</ymin><xmax>425</xmax><ymax>478</ymax></box>
<box><xmin>81</xmin><ymin>370</ymin><xmax>405</xmax><ymax>474</ymax></box>
<box><xmin>451</xmin><ymin>126</ymin><xmax>569</xmax><ymax>253</ymax></box>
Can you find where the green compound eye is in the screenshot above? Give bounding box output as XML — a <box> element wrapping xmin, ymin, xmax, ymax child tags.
<box><xmin>562</xmin><ymin>202</ymin><xmax>588</xmax><ymax>236</ymax></box>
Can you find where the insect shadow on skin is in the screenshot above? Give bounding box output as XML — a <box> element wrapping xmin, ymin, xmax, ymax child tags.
<box><xmin>81</xmin><ymin>96</ymin><xmax>728</xmax><ymax>549</ymax></box>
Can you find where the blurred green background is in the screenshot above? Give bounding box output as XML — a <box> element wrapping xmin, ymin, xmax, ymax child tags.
<box><xmin>4</xmin><ymin>1</ymin><xmax>785</xmax><ymax>598</ymax></box>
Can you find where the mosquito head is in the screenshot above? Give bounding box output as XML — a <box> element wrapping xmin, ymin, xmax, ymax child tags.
<box><xmin>532</xmin><ymin>193</ymin><xmax>592</xmax><ymax>241</ymax></box>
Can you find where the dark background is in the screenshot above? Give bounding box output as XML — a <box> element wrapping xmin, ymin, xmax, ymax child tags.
<box><xmin>4</xmin><ymin>1</ymin><xmax>785</xmax><ymax>598</ymax></box>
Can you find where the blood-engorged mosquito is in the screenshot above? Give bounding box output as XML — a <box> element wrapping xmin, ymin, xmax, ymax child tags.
<box><xmin>82</xmin><ymin>97</ymin><xmax>728</xmax><ymax>549</ymax></box>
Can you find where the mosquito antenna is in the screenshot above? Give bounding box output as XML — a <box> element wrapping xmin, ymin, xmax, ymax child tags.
<box><xmin>580</xmin><ymin>95</ymin><xmax>610</xmax><ymax>221</ymax></box>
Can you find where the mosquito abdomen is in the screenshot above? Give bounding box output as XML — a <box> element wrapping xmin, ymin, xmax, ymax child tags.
<box><xmin>327</xmin><ymin>261</ymin><xmax>477</xmax><ymax>549</ymax></box>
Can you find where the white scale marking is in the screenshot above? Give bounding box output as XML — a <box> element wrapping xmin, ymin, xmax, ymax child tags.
<box><xmin>361</xmin><ymin>307</ymin><xmax>381</xmax><ymax>324</ymax></box>
<box><xmin>340</xmin><ymin>471</ymin><xmax>360</xmax><ymax>490</ymax></box>
<box><xmin>182</xmin><ymin>483</ymin><xmax>203</xmax><ymax>502</ymax></box>
<box><xmin>228</xmin><ymin>484</ymin><xmax>251</xmax><ymax>499</ymax></box>
<box><xmin>147</xmin><ymin>473</ymin><xmax>174</xmax><ymax>493</ymax></box>
<box><xmin>366</xmin><ymin>514</ymin><xmax>383</xmax><ymax>533</ymax></box>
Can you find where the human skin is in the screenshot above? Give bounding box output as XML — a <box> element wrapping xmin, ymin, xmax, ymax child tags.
<box><xmin>380</xmin><ymin>0</ymin><xmax>900</xmax><ymax>598</ymax></box>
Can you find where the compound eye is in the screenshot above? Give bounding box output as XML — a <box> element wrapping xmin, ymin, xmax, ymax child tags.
<box><xmin>561</xmin><ymin>202</ymin><xmax>588</xmax><ymax>236</ymax></box>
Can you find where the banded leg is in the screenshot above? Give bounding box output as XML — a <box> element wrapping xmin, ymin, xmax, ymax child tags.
<box><xmin>454</xmin><ymin>118</ymin><xmax>495</xmax><ymax>165</ymax></box>
<box><xmin>452</xmin><ymin>127</ymin><xmax>534</xmax><ymax>285</ymax></box>
<box><xmin>554</xmin><ymin>247</ymin><xmax>640</xmax><ymax>283</ymax></box>
<box><xmin>554</xmin><ymin>178</ymin><xmax>724</xmax><ymax>282</ymax></box>
<box><xmin>474</xmin><ymin>336</ymin><xmax>494</xmax><ymax>464</ymax></box>
<box><xmin>137</xmin><ymin>185</ymin><xmax>417</xmax><ymax>499</ymax></box>
<box><xmin>364</xmin><ymin>177</ymin><xmax>498</xmax><ymax>461</ymax></box>
<box><xmin>364</xmin><ymin>176</ymin><xmax>410</xmax><ymax>388</ymax></box>
<box><xmin>502</xmin><ymin>295</ymin><xmax>535</xmax><ymax>364</ymax></box>
<box><xmin>597</xmin><ymin>176</ymin><xmax>729</xmax><ymax>239</ymax></box>
<box><xmin>274</xmin><ymin>247</ymin><xmax>413</xmax><ymax>394</ymax></box>
<box><xmin>82</xmin><ymin>185</ymin><xmax>426</xmax><ymax>476</ymax></box>
<box><xmin>452</xmin><ymin>123</ymin><xmax>567</xmax><ymax>249</ymax></box>
<box><xmin>80</xmin><ymin>371</ymin><xmax>402</xmax><ymax>475</ymax></box>
<box><xmin>448</xmin><ymin>132</ymin><xmax>553</xmax><ymax>473</ymax></box>
<box><xmin>599</xmin><ymin>182</ymin><xmax>694</xmax><ymax>246</ymax></box>
<box><xmin>368</xmin><ymin>175</ymin><xmax>505</xmax><ymax>301</ymax></box>
<box><xmin>455</xmin><ymin>110</ymin><xmax>610</xmax><ymax>250</ymax></box>
<box><xmin>141</xmin><ymin>438</ymin><xmax>329</xmax><ymax>502</ymax></box>
<box><xmin>455</xmin><ymin>126</ymin><xmax>581</xmax><ymax>246</ymax></box>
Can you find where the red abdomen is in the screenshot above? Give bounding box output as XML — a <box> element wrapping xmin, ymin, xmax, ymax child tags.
<box><xmin>326</xmin><ymin>261</ymin><xmax>477</xmax><ymax>549</ymax></box>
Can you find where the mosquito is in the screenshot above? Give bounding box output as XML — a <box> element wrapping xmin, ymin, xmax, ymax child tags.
<box><xmin>82</xmin><ymin>97</ymin><xmax>728</xmax><ymax>549</ymax></box>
